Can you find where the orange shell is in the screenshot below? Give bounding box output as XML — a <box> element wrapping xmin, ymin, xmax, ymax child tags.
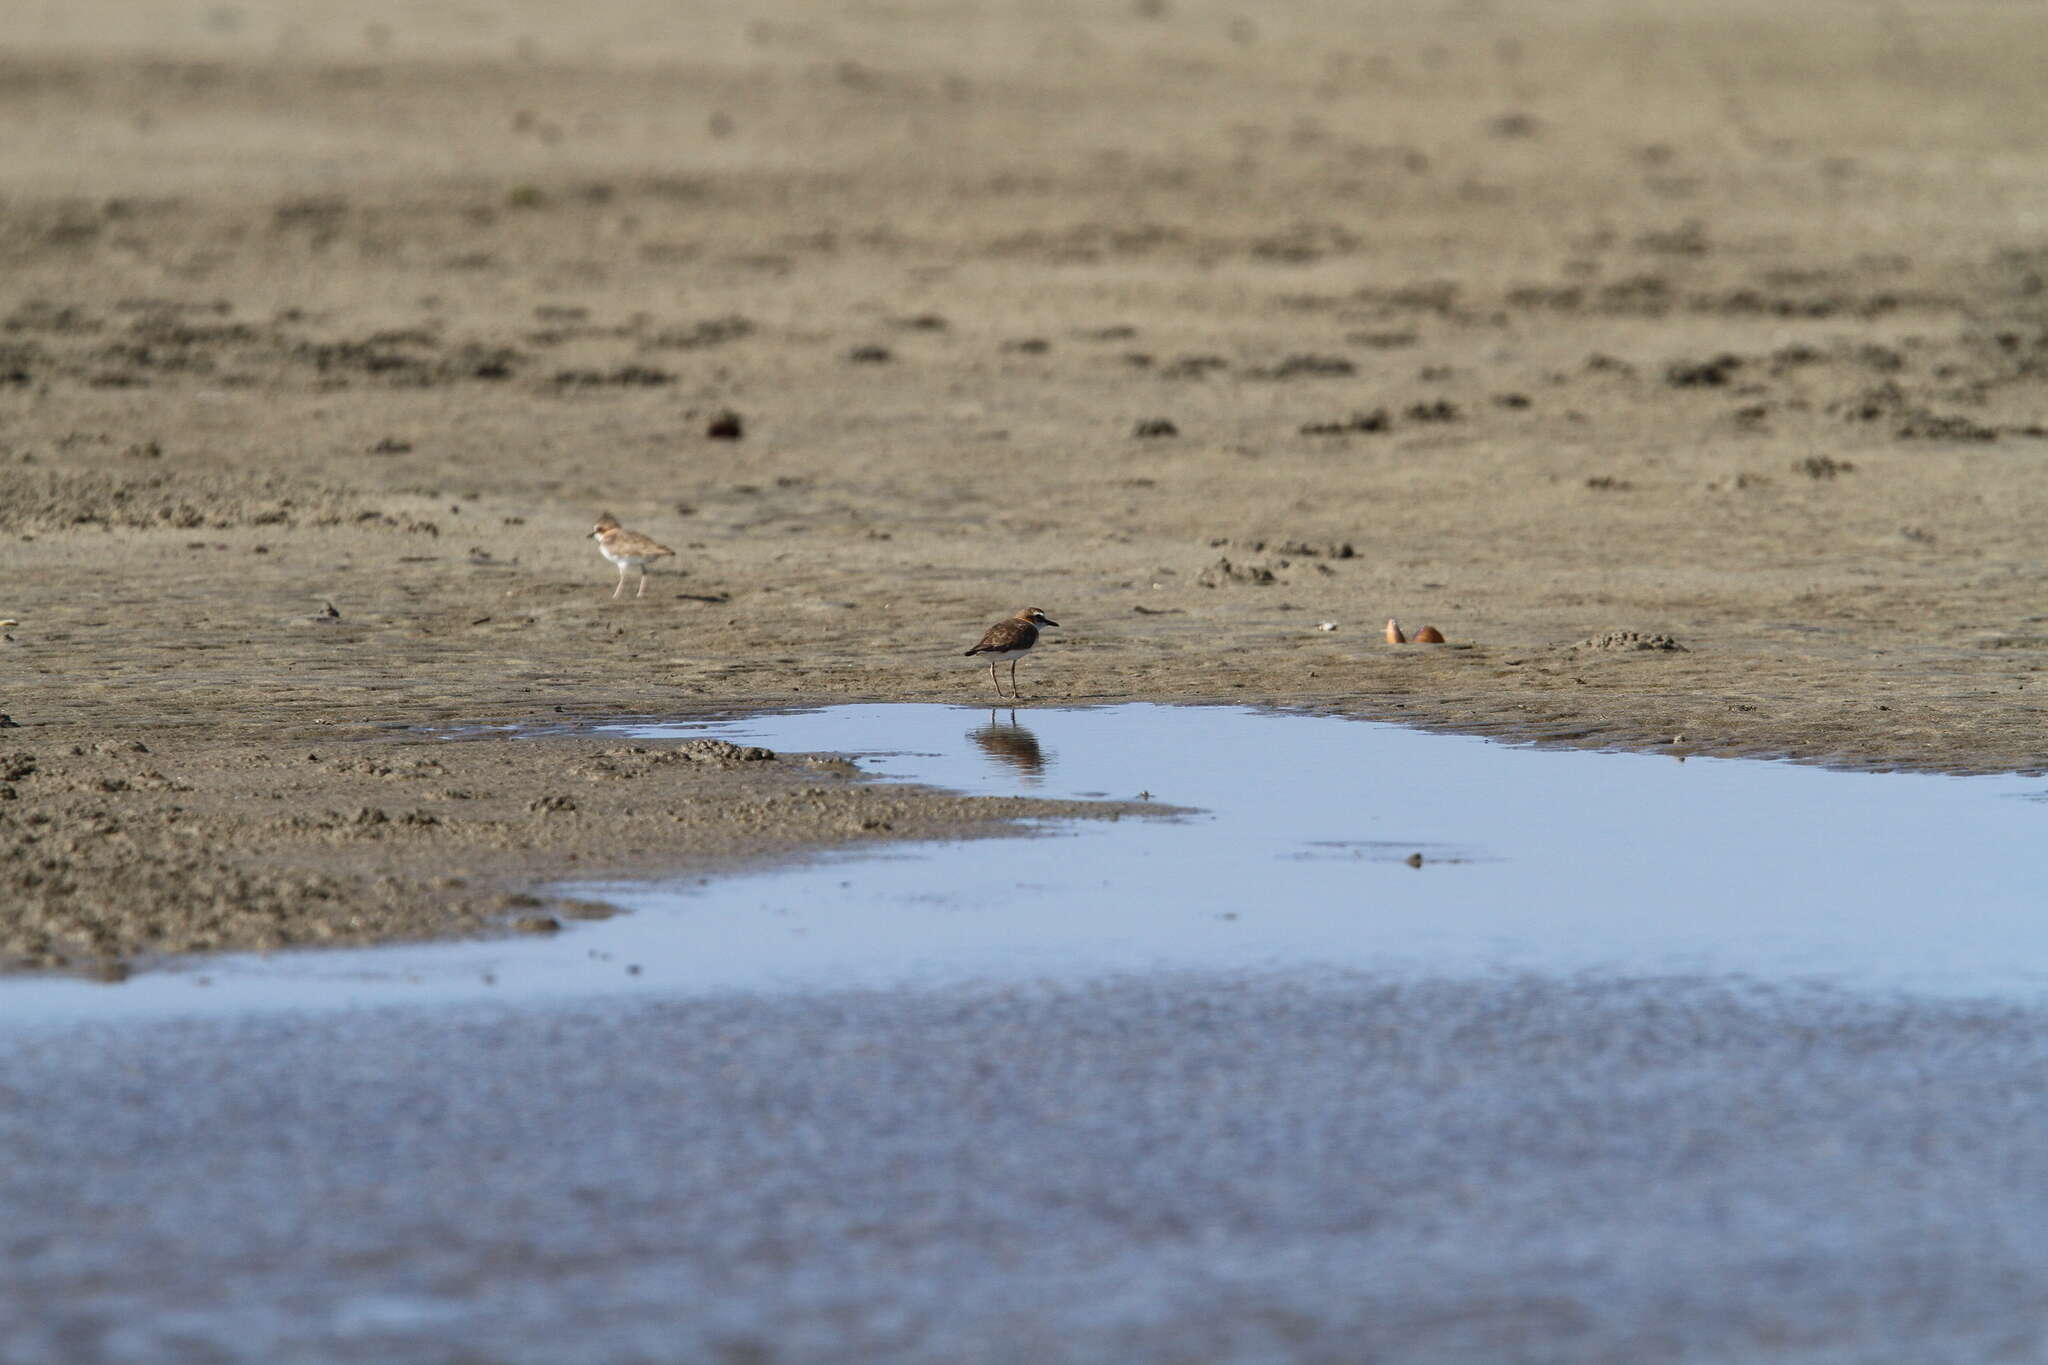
<box><xmin>1413</xmin><ymin>625</ymin><xmax>1446</xmax><ymax>644</ymax></box>
<box><xmin>1384</xmin><ymin>618</ymin><xmax>1407</xmax><ymax>645</ymax></box>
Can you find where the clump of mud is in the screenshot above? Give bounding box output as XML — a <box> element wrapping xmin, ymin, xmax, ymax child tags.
<box><xmin>0</xmin><ymin>803</ymin><xmax>494</xmax><ymax>970</ymax></box>
<box><xmin>1197</xmin><ymin>557</ymin><xmax>1279</xmax><ymax>587</ymax></box>
<box><xmin>1578</xmin><ymin>631</ymin><xmax>1687</xmax><ymax>652</ymax></box>
<box><xmin>569</xmin><ymin>741</ymin><xmax>777</xmax><ymax>779</ymax></box>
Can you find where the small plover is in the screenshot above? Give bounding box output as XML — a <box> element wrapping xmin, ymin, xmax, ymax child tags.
<box><xmin>590</xmin><ymin>514</ymin><xmax>675</xmax><ymax>599</ymax></box>
<box><xmin>965</xmin><ymin>607</ymin><xmax>1058</xmax><ymax>699</ymax></box>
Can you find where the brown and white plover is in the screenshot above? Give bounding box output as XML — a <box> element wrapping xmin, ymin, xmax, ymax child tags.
<box><xmin>590</xmin><ymin>514</ymin><xmax>675</xmax><ymax>599</ymax></box>
<box><xmin>965</xmin><ymin>607</ymin><xmax>1058</xmax><ymax>699</ymax></box>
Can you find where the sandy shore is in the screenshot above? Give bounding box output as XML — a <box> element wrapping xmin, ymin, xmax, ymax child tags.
<box><xmin>5</xmin><ymin>0</ymin><xmax>2048</xmax><ymax>968</ymax></box>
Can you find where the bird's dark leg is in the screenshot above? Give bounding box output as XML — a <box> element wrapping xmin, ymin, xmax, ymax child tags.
<box><xmin>1009</xmin><ymin>657</ymin><xmax>1021</xmax><ymax>696</ymax></box>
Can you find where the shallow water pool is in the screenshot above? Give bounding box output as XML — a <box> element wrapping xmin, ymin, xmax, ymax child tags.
<box><xmin>586</xmin><ymin>704</ymin><xmax>2048</xmax><ymax>997</ymax></box>
<box><xmin>3</xmin><ymin>703</ymin><xmax>2045</xmax><ymax>1021</ymax></box>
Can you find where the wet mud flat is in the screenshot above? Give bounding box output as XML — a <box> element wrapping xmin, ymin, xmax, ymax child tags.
<box><xmin>0</xmin><ymin>720</ymin><xmax>1154</xmax><ymax>972</ymax></box>
<box><xmin>7</xmin><ymin>0</ymin><xmax>2048</xmax><ymax>965</ymax></box>
<box><xmin>8</xmin><ymin>970</ymin><xmax>2048</xmax><ymax>1364</ymax></box>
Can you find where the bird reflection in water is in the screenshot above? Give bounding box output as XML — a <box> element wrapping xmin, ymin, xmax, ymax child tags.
<box><xmin>970</xmin><ymin>710</ymin><xmax>1050</xmax><ymax>783</ymax></box>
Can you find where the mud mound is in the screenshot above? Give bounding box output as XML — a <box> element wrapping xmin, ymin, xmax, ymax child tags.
<box><xmin>1577</xmin><ymin>632</ymin><xmax>1688</xmax><ymax>652</ymax></box>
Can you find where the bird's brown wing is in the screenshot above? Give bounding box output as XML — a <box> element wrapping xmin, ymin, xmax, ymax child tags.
<box><xmin>966</xmin><ymin>618</ymin><xmax>1035</xmax><ymax>656</ymax></box>
<box><xmin>607</xmin><ymin>530</ymin><xmax>675</xmax><ymax>559</ymax></box>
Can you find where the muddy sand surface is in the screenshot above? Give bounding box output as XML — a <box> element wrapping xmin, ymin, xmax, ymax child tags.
<box><xmin>4</xmin><ymin>0</ymin><xmax>2048</xmax><ymax>969</ymax></box>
